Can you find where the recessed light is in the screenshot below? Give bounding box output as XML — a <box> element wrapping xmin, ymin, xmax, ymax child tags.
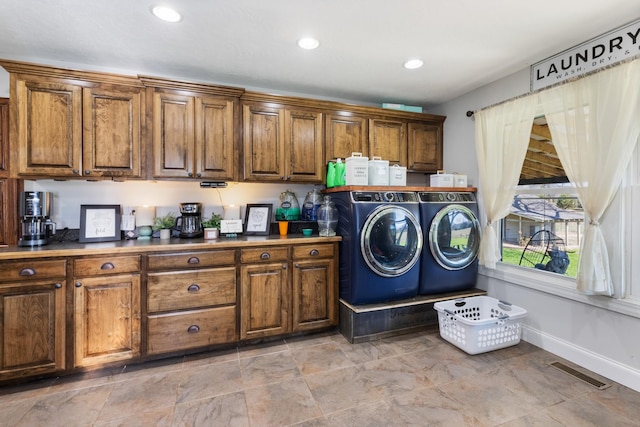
<box><xmin>151</xmin><ymin>5</ymin><xmax>182</xmax><ymax>23</ymax></box>
<box><xmin>298</xmin><ymin>37</ymin><xmax>320</xmax><ymax>50</ymax></box>
<box><xmin>403</xmin><ymin>59</ymin><xmax>424</xmax><ymax>70</ymax></box>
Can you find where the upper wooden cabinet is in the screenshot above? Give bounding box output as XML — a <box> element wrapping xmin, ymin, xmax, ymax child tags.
<box><xmin>142</xmin><ymin>77</ymin><xmax>242</xmax><ymax>181</ymax></box>
<box><xmin>1</xmin><ymin>60</ymin><xmax>144</xmax><ymax>179</ymax></box>
<box><xmin>407</xmin><ymin>121</ymin><xmax>443</xmax><ymax>172</ymax></box>
<box><xmin>242</xmin><ymin>93</ymin><xmax>324</xmax><ymax>183</ymax></box>
<box><xmin>368</xmin><ymin>118</ymin><xmax>407</xmax><ymax>165</ymax></box>
<box><xmin>325</xmin><ymin>113</ymin><xmax>368</xmax><ymax>162</ymax></box>
<box><xmin>0</xmin><ymin>98</ymin><xmax>8</xmax><ymax>174</ymax></box>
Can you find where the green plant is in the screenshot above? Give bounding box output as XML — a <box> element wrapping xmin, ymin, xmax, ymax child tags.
<box><xmin>152</xmin><ymin>212</ymin><xmax>177</xmax><ymax>230</ymax></box>
<box><xmin>202</xmin><ymin>212</ymin><xmax>223</xmax><ymax>229</ymax></box>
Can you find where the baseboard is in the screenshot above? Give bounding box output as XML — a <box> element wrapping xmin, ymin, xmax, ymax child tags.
<box><xmin>523</xmin><ymin>325</ymin><xmax>640</xmax><ymax>392</ymax></box>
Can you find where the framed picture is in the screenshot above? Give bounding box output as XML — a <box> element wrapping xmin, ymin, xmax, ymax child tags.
<box><xmin>79</xmin><ymin>204</ymin><xmax>122</xmax><ymax>243</ymax></box>
<box><xmin>244</xmin><ymin>204</ymin><xmax>272</xmax><ymax>235</ymax></box>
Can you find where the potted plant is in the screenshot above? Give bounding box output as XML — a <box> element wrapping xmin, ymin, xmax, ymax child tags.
<box><xmin>152</xmin><ymin>212</ymin><xmax>176</xmax><ymax>239</ymax></box>
<box><xmin>202</xmin><ymin>213</ymin><xmax>223</xmax><ymax>239</ymax></box>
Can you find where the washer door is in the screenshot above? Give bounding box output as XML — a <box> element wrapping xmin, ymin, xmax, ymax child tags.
<box><xmin>361</xmin><ymin>206</ymin><xmax>423</xmax><ymax>277</ymax></box>
<box><xmin>429</xmin><ymin>204</ymin><xmax>480</xmax><ymax>270</ymax></box>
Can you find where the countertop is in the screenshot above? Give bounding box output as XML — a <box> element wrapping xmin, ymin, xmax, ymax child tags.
<box><xmin>322</xmin><ymin>186</ymin><xmax>477</xmax><ymax>193</ymax></box>
<box><xmin>0</xmin><ymin>234</ymin><xmax>342</xmax><ymax>260</ymax></box>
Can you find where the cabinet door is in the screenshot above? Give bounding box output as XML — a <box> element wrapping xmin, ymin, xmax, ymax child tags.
<box><xmin>152</xmin><ymin>92</ymin><xmax>195</xmax><ymax>178</ymax></box>
<box><xmin>243</xmin><ymin>104</ymin><xmax>285</xmax><ymax>181</ymax></box>
<box><xmin>14</xmin><ymin>78</ymin><xmax>82</xmax><ymax>177</ymax></box>
<box><xmin>74</xmin><ymin>274</ymin><xmax>141</xmax><ymax>367</ymax></box>
<box><xmin>0</xmin><ymin>98</ymin><xmax>7</xmax><ymax>174</ymax></box>
<box><xmin>83</xmin><ymin>85</ymin><xmax>142</xmax><ymax>178</ymax></box>
<box><xmin>407</xmin><ymin>122</ymin><xmax>443</xmax><ymax>172</ymax></box>
<box><xmin>0</xmin><ymin>280</ymin><xmax>65</xmax><ymax>380</ymax></box>
<box><xmin>240</xmin><ymin>262</ymin><xmax>289</xmax><ymax>339</ymax></box>
<box><xmin>292</xmin><ymin>258</ymin><xmax>337</xmax><ymax>331</ymax></box>
<box><xmin>284</xmin><ymin>109</ymin><xmax>324</xmax><ymax>182</ymax></box>
<box><xmin>194</xmin><ymin>96</ymin><xmax>235</xmax><ymax>180</ymax></box>
<box><xmin>325</xmin><ymin>113</ymin><xmax>368</xmax><ymax>163</ymax></box>
<box><xmin>369</xmin><ymin>118</ymin><xmax>407</xmax><ymax>166</ymax></box>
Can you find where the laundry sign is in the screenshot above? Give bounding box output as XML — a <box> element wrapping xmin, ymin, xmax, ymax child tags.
<box><xmin>531</xmin><ymin>18</ymin><xmax>640</xmax><ymax>91</ymax></box>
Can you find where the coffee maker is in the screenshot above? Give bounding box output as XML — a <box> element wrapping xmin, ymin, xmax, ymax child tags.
<box><xmin>175</xmin><ymin>202</ymin><xmax>203</xmax><ymax>238</ymax></box>
<box><xmin>18</xmin><ymin>191</ymin><xmax>56</xmax><ymax>247</ymax></box>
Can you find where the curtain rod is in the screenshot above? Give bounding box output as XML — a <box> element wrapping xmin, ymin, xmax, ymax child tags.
<box><xmin>466</xmin><ymin>55</ymin><xmax>640</xmax><ymax>118</ymax></box>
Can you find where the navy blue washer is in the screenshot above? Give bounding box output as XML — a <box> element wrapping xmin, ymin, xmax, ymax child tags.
<box><xmin>331</xmin><ymin>191</ymin><xmax>423</xmax><ymax>305</ymax></box>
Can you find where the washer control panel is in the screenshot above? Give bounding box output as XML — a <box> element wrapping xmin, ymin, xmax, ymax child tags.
<box><xmin>351</xmin><ymin>191</ymin><xmax>419</xmax><ymax>203</ymax></box>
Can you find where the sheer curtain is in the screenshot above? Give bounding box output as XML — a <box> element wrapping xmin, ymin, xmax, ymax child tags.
<box><xmin>475</xmin><ymin>95</ymin><xmax>538</xmax><ymax>268</ymax></box>
<box><xmin>539</xmin><ymin>59</ymin><xmax>640</xmax><ymax>295</ymax></box>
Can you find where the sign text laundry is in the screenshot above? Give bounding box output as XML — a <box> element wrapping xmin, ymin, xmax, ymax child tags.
<box><xmin>531</xmin><ymin>19</ymin><xmax>640</xmax><ymax>91</ymax></box>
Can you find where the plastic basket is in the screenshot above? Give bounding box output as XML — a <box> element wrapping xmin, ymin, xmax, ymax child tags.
<box><xmin>433</xmin><ymin>296</ymin><xmax>527</xmax><ymax>355</ymax></box>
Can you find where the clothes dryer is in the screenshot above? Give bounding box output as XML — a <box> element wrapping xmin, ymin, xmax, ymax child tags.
<box><xmin>331</xmin><ymin>191</ymin><xmax>423</xmax><ymax>305</ymax></box>
<box><xmin>418</xmin><ymin>191</ymin><xmax>481</xmax><ymax>294</ymax></box>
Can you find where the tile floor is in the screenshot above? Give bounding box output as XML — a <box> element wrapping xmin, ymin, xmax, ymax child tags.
<box><xmin>1</xmin><ymin>326</ymin><xmax>639</xmax><ymax>426</ymax></box>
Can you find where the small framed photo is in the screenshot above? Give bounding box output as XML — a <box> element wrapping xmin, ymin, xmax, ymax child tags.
<box><xmin>244</xmin><ymin>204</ymin><xmax>273</xmax><ymax>235</ymax></box>
<box><xmin>79</xmin><ymin>205</ymin><xmax>122</xmax><ymax>243</ymax></box>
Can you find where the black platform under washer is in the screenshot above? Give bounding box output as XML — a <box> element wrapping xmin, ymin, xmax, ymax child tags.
<box><xmin>418</xmin><ymin>191</ymin><xmax>480</xmax><ymax>294</ymax></box>
<box><xmin>331</xmin><ymin>191</ymin><xmax>423</xmax><ymax>305</ymax></box>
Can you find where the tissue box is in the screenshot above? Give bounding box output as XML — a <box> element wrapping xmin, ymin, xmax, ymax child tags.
<box><xmin>368</xmin><ymin>157</ymin><xmax>389</xmax><ymax>186</ymax></box>
<box><xmin>388</xmin><ymin>164</ymin><xmax>407</xmax><ymax>186</ymax></box>
<box><xmin>345</xmin><ymin>152</ymin><xmax>369</xmax><ymax>186</ymax></box>
<box><xmin>454</xmin><ymin>174</ymin><xmax>468</xmax><ymax>187</ymax></box>
<box><xmin>430</xmin><ymin>171</ymin><xmax>455</xmax><ymax>187</ymax></box>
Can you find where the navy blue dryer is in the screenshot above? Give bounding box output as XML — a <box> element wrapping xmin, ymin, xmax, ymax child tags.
<box><xmin>331</xmin><ymin>191</ymin><xmax>423</xmax><ymax>305</ymax></box>
<box><xmin>417</xmin><ymin>191</ymin><xmax>481</xmax><ymax>294</ymax></box>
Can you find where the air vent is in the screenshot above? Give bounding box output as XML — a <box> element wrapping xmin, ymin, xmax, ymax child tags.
<box><xmin>549</xmin><ymin>361</ymin><xmax>611</xmax><ymax>390</ymax></box>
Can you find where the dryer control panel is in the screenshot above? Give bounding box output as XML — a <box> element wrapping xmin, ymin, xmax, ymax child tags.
<box><xmin>351</xmin><ymin>191</ymin><xmax>418</xmax><ymax>203</ymax></box>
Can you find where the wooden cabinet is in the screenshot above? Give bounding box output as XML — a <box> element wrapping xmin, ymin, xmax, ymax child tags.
<box><xmin>292</xmin><ymin>243</ymin><xmax>338</xmax><ymax>331</ymax></box>
<box><xmin>1</xmin><ymin>61</ymin><xmax>144</xmax><ymax>179</ymax></box>
<box><xmin>146</xmin><ymin>250</ymin><xmax>237</xmax><ymax>355</ymax></box>
<box><xmin>369</xmin><ymin>118</ymin><xmax>407</xmax><ymax>166</ymax></box>
<box><xmin>242</xmin><ymin>96</ymin><xmax>324</xmax><ymax>183</ymax></box>
<box><xmin>0</xmin><ymin>98</ymin><xmax>21</xmax><ymax>246</ymax></box>
<box><xmin>73</xmin><ymin>255</ymin><xmax>141</xmax><ymax>367</ymax></box>
<box><xmin>325</xmin><ymin>113</ymin><xmax>368</xmax><ymax>162</ymax></box>
<box><xmin>240</xmin><ymin>246</ymin><xmax>290</xmax><ymax>339</ymax></box>
<box><xmin>0</xmin><ymin>259</ymin><xmax>66</xmax><ymax>381</ymax></box>
<box><xmin>143</xmin><ymin>77</ymin><xmax>242</xmax><ymax>181</ymax></box>
<box><xmin>407</xmin><ymin>121</ymin><xmax>443</xmax><ymax>172</ymax></box>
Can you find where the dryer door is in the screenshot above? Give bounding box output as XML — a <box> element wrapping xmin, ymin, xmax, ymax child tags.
<box><xmin>429</xmin><ymin>204</ymin><xmax>480</xmax><ymax>270</ymax></box>
<box><xmin>360</xmin><ymin>205</ymin><xmax>423</xmax><ymax>277</ymax></box>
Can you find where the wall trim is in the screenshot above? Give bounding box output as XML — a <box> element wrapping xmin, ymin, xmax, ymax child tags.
<box><xmin>523</xmin><ymin>324</ymin><xmax>640</xmax><ymax>392</ymax></box>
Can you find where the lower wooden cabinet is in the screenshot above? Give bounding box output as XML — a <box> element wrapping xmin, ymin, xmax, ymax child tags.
<box><xmin>73</xmin><ymin>273</ymin><xmax>141</xmax><ymax>367</ymax></box>
<box><xmin>0</xmin><ymin>259</ymin><xmax>66</xmax><ymax>381</ymax></box>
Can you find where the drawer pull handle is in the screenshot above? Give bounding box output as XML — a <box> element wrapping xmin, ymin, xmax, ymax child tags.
<box><xmin>188</xmin><ymin>284</ymin><xmax>200</xmax><ymax>292</ymax></box>
<box><xmin>187</xmin><ymin>257</ymin><xmax>200</xmax><ymax>264</ymax></box>
<box><xmin>19</xmin><ymin>268</ymin><xmax>36</xmax><ymax>276</ymax></box>
<box><xmin>260</xmin><ymin>252</ymin><xmax>270</xmax><ymax>260</ymax></box>
<box><xmin>187</xmin><ymin>325</ymin><xmax>200</xmax><ymax>333</ymax></box>
<box><xmin>309</xmin><ymin>249</ymin><xmax>320</xmax><ymax>256</ymax></box>
<box><xmin>101</xmin><ymin>262</ymin><xmax>115</xmax><ymax>270</ymax></box>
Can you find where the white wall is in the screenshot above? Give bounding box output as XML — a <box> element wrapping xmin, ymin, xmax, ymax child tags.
<box><xmin>431</xmin><ymin>68</ymin><xmax>640</xmax><ymax>392</ymax></box>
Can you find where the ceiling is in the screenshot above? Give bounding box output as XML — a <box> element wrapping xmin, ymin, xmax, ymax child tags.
<box><xmin>1</xmin><ymin>1</ymin><xmax>639</xmax><ymax>109</ymax></box>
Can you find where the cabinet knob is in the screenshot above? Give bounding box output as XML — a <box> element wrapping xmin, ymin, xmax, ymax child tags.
<box><xmin>188</xmin><ymin>284</ymin><xmax>200</xmax><ymax>292</ymax></box>
<box><xmin>187</xmin><ymin>325</ymin><xmax>200</xmax><ymax>333</ymax></box>
<box><xmin>54</xmin><ymin>283</ymin><xmax>62</xmax><ymax>289</ymax></box>
<box><xmin>196</xmin><ymin>173</ymin><xmax>202</xmax><ymax>177</ymax></box>
<box><xmin>84</xmin><ymin>170</ymin><xmax>91</xmax><ymax>175</ymax></box>
<box><xmin>282</xmin><ymin>264</ymin><xmax>287</xmax><ymax>270</ymax></box>
<box><xmin>19</xmin><ymin>267</ymin><xmax>36</xmax><ymax>276</ymax></box>
<box><xmin>309</xmin><ymin>249</ymin><xmax>320</xmax><ymax>256</ymax></box>
<box><xmin>73</xmin><ymin>169</ymin><xmax>79</xmax><ymax>175</ymax></box>
<box><xmin>188</xmin><ymin>172</ymin><xmax>193</xmax><ymax>177</ymax></box>
<box><xmin>187</xmin><ymin>257</ymin><xmax>200</xmax><ymax>264</ymax></box>
<box><xmin>100</xmin><ymin>262</ymin><xmax>115</xmax><ymax>270</ymax></box>
<box><xmin>75</xmin><ymin>282</ymin><xmax>82</xmax><ymax>288</ymax></box>
<box><xmin>260</xmin><ymin>252</ymin><xmax>270</xmax><ymax>260</ymax></box>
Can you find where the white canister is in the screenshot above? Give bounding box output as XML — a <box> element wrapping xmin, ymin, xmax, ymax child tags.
<box><xmin>345</xmin><ymin>152</ymin><xmax>369</xmax><ymax>185</ymax></box>
<box><xmin>388</xmin><ymin>164</ymin><xmax>407</xmax><ymax>186</ymax></box>
<box><xmin>368</xmin><ymin>157</ymin><xmax>389</xmax><ymax>186</ymax></box>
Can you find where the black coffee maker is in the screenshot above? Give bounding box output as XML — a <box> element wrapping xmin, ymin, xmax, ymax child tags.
<box><xmin>18</xmin><ymin>191</ymin><xmax>56</xmax><ymax>247</ymax></box>
<box><xmin>175</xmin><ymin>202</ymin><xmax>203</xmax><ymax>238</ymax></box>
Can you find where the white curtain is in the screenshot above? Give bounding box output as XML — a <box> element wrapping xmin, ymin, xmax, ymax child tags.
<box><xmin>475</xmin><ymin>95</ymin><xmax>538</xmax><ymax>268</ymax></box>
<box><xmin>539</xmin><ymin>59</ymin><xmax>640</xmax><ymax>295</ymax></box>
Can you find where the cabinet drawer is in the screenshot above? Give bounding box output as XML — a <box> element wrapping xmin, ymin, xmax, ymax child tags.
<box><xmin>148</xmin><ymin>267</ymin><xmax>236</xmax><ymax>312</ymax></box>
<box><xmin>147</xmin><ymin>250</ymin><xmax>235</xmax><ymax>270</ymax></box>
<box><xmin>292</xmin><ymin>244</ymin><xmax>335</xmax><ymax>260</ymax></box>
<box><xmin>0</xmin><ymin>259</ymin><xmax>67</xmax><ymax>281</ymax></box>
<box><xmin>73</xmin><ymin>255</ymin><xmax>140</xmax><ymax>277</ymax></box>
<box><xmin>241</xmin><ymin>247</ymin><xmax>288</xmax><ymax>263</ymax></box>
<box><xmin>147</xmin><ymin>306</ymin><xmax>236</xmax><ymax>355</ymax></box>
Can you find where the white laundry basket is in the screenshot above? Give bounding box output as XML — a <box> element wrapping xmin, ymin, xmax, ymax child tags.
<box><xmin>433</xmin><ymin>296</ymin><xmax>527</xmax><ymax>355</ymax></box>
